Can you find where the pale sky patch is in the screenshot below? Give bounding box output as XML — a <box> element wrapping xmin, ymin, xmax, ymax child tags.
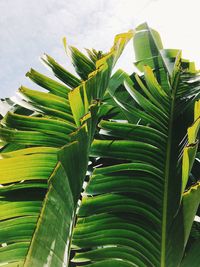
<box><xmin>0</xmin><ymin>0</ymin><xmax>200</xmax><ymax>97</ymax></box>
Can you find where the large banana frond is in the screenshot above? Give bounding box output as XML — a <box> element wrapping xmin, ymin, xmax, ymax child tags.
<box><xmin>0</xmin><ymin>30</ymin><xmax>133</xmax><ymax>267</ymax></box>
<box><xmin>71</xmin><ymin>23</ymin><xmax>200</xmax><ymax>267</ymax></box>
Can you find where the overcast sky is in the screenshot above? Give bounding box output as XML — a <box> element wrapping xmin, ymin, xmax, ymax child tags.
<box><xmin>1</xmin><ymin>0</ymin><xmax>200</xmax><ymax>97</ymax></box>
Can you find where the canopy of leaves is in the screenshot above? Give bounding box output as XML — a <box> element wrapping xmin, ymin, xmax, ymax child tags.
<box><xmin>0</xmin><ymin>23</ymin><xmax>199</xmax><ymax>267</ymax></box>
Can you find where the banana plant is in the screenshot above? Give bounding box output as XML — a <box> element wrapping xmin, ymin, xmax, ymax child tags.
<box><xmin>0</xmin><ymin>30</ymin><xmax>133</xmax><ymax>267</ymax></box>
<box><xmin>0</xmin><ymin>23</ymin><xmax>200</xmax><ymax>267</ymax></box>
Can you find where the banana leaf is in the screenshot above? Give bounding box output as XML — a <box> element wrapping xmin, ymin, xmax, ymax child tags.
<box><xmin>71</xmin><ymin>23</ymin><xmax>200</xmax><ymax>267</ymax></box>
<box><xmin>0</xmin><ymin>31</ymin><xmax>133</xmax><ymax>266</ymax></box>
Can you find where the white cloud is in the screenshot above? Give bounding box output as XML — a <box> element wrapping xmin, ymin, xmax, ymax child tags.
<box><xmin>0</xmin><ymin>0</ymin><xmax>200</xmax><ymax>97</ymax></box>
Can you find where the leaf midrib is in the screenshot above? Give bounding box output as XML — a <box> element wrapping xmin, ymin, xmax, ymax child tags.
<box><xmin>161</xmin><ymin>73</ymin><xmax>180</xmax><ymax>267</ymax></box>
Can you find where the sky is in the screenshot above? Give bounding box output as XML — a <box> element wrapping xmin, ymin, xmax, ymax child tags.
<box><xmin>1</xmin><ymin>0</ymin><xmax>200</xmax><ymax>97</ymax></box>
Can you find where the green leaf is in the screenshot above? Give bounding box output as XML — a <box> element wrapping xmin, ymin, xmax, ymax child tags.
<box><xmin>23</xmin><ymin>162</ymin><xmax>74</xmax><ymax>267</ymax></box>
<box><xmin>0</xmin><ymin>28</ymin><xmax>133</xmax><ymax>267</ymax></box>
<box><xmin>19</xmin><ymin>86</ymin><xmax>74</xmax><ymax>122</ymax></box>
<box><xmin>180</xmin><ymin>240</ymin><xmax>200</xmax><ymax>267</ymax></box>
<box><xmin>26</xmin><ymin>68</ymin><xmax>70</xmax><ymax>98</ymax></box>
<box><xmin>68</xmin><ymin>45</ymin><xmax>96</xmax><ymax>80</ymax></box>
<box><xmin>71</xmin><ymin>24</ymin><xmax>200</xmax><ymax>267</ymax></box>
<box><xmin>167</xmin><ymin>182</ymin><xmax>200</xmax><ymax>266</ymax></box>
<box><xmin>69</xmin><ymin>31</ymin><xmax>134</xmax><ymax>127</ymax></box>
<box><xmin>182</xmin><ymin>100</ymin><xmax>200</xmax><ymax>193</ymax></box>
<box><xmin>42</xmin><ymin>54</ymin><xmax>81</xmax><ymax>88</ymax></box>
